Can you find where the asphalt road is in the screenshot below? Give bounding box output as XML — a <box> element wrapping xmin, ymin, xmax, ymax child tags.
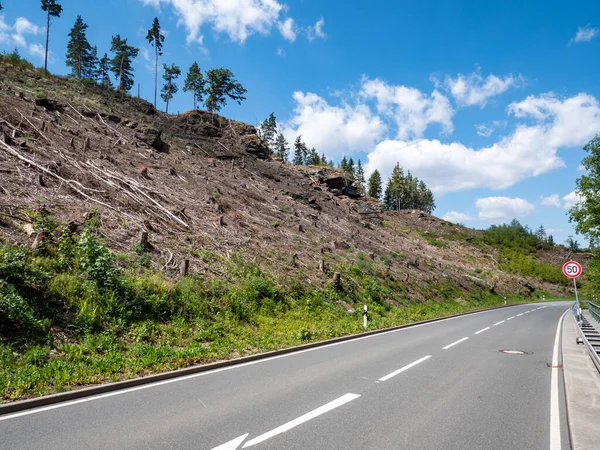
<box><xmin>0</xmin><ymin>301</ymin><xmax>571</xmax><ymax>450</ymax></box>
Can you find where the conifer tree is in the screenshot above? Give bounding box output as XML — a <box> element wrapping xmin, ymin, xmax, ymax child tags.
<box><xmin>293</xmin><ymin>136</ymin><xmax>307</xmax><ymax>165</ymax></box>
<box><xmin>259</xmin><ymin>113</ymin><xmax>277</xmax><ymax>153</ymax></box>
<box><xmin>146</xmin><ymin>17</ymin><xmax>165</xmax><ymax>109</ymax></box>
<box><xmin>96</xmin><ymin>53</ymin><xmax>112</xmax><ymax>87</ymax></box>
<box><xmin>161</xmin><ymin>63</ymin><xmax>181</xmax><ymax>113</ymax></box>
<box><xmin>355</xmin><ymin>160</ymin><xmax>366</xmax><ymax>192</ymax></box>
<box><xmin>307</xmin><ymin>148</ymin><xmax>320</xmax><ymax>165</ymax></box>
<box><xmin>367</xmin><ymin>170</ymin><xmax>382</xmax><ymax>199</ymax></box>
<box><xmin>110</xmin><ymin>35</ymin><xmax>139</xmax><ymax>92</ymax></box>
<box><xmin>274</xmin><ymin>133</ymin><xmax>289</xmax><ymax>161</ymax></box>
<box><xmin>183</xmin><ymin>62</ymin><xmax>205</xmax><ymax>110</ymax></box>
<box><xmin>340</xmin><ymin>156</ymin><xmax>348</xmax><ymax>172</ymax></box>
<box><xmin>384</xmin><ymin>163</ymin><xmax>405</xmax><ymax>210</ymax></box>
<box><xmin>347</xmin><ymin>157</ymin><xmax>355</xmax><ymax>175</ymax></box>
<box><xmin>41</xmin><ymin>0</ymin><xmax>62</xmax><ymax>73</ymax></box>
<box><xmin>204</xmin><ymin>68</ymin><xmax>247</xmax><ymax>115</ymax></box>
<box><xmin>66</xmin><ymin>16</ymin><xmax>94</xmax><ymax>79</ymax></box>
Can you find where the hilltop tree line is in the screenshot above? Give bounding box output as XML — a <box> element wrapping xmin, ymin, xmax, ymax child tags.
<box><xmin>2</xmin><ymin>2</ymin><xmax>247</xmax><ymax>114</ymax></box>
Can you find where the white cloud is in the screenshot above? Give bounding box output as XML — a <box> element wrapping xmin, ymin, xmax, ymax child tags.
<box><xmin>281</xmin><ymin>91</ymin><xmax>386</xmax><ymax>158</ymax></box>
<box><xmin>442</xmin><ymin>211</ymin><xmax>473</xmax><ymax>223</ymax></box>
<box><xmin>475</xmin><ymin>197</ymin><xmax>535</xmax><ymax>221</ymax></box>
<box><xmin>276</xmin><ymin>47</ymin><xmax>285</xmax><ymax>57</ymax></box>
<box><xmin>365</xmin><ymin>92</ymin><xmax>600</xmax><ymax>195</ymax></box>
<box><xmin>476</xmin><ymin>124</ymin><xmax>493</xmax><ymax>137</ymax></box>
<box><xmin>0</xmin><ymin>15</ymin><xmax>46</xmax><ymax>60</ymax></box>
<box><xmin>541</xmin><ymin>191</ymin><xmax>582</xmax><ymax>209</ymax></box>
<box><xmin>307</xmin><ymin>17</ymin><xmax>326</xmax><ymax>40</ymax></box>
<box><xmin>278</xmin><ymin>17</ymin><xmax>296</xmax><ymax>42</ymax></box>
<box><xmin>140</xmin><ymin>0</ymin><xmax>285</xmax><ymax>44</ymax></box>
<box><xmin>141</xmin><ymin>47</ymin><xmax>151</xmax><ymax>62</ymax></box>
<box><xmin>361</xmin><ymin>77</ymin><xmax>454</xmax><ymax>139</ymax></box>
<box><xmin>443</xmin><ymin>71</ymin><xmax>523</xmax><ymax>107</ymax></box>
<box><xmin>570</xmin><ymin>25</ymin><xmax>599</xmax><ymax>45</ymax></box>
<box><xmin>578</xmin><ymin>164</ymin><xmax>586</xmax><ymax>172</ymax></box>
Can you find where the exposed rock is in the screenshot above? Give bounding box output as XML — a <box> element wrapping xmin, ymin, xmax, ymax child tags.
<box><xmin>136</xmin><ymin>126</ymin><xmax>167</xmax><ymax>151</ymax></box>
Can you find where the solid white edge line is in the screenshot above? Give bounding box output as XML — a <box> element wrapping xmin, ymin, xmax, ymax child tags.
<box><xmin>474</xmin><ymin>327</ymin><xmax>490</xmax><ymax>335</ymax></box>
<box><xmin>493</xmin><ymin>320</ymin><xmax>505</xmax><ymax>326</ymax></box>
<box><xmin>550</xmin><ymin>309</ymin><xmax>568</xmax><ymax>450</ymax></box>
<box><xmin>211</xmin><ymin>433</ymin><xmax>249</xmax><ymax>450</ymax></box>
<box><xmin>0</xmin><ymin>303</ymin><xmax>552</xmax><ymax>422</ymax></box>
<box><xmin>443</xmin><ymin>337</ymin><xmax>469</xmax><ymax>350</ymax></box>
<box><xmin>378</xmin><ymin>355</ymin><xmax>432</xmax><ymax>381</ymax></box>
<box><xmin>241</xmin><ymin>393</ymin><xmax>360</xmax><ymax>448</ymax></box>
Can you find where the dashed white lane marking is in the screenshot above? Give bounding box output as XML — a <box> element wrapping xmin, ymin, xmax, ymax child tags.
<box><xmin>378</xmin><ymin>355</ymin><xmax>432</xmax><ymax>382</ymax></box>
<box><xmin>211</xmin><ymin>434</ymin><xmax>249</xmax><ymax>450</ymax></box>
<box><xmin>517</xmin><ymin>313</ymin><xmax>524</xmax><ymax>317</ymax></box>
<box><xmin>241</xmin><ymin>393</ymin><xmax>360</xmax><ymax>448</ymax></box>
<box><xmin>493</xmin><ymin>320</ymin><xmax>505</xmax><ymax>326</ymax></box>
<box><xmin>443</xmin><ymin>337</ymin><xmax>469</xmax><ymax>350</ymax></box>
<box><xmin>524</xmin><ymin>311</ymin><xmax>530</xmax><ymax>314</ymax></box>
<box><xmin>507</xmin><ymin>316</ymin><xmax>515</xmax><ymax>321</ymax></box>
<box><xmin>474</xmin><ymin>327</ymin><xmax>490</xmax><ymax>335</ymax></box>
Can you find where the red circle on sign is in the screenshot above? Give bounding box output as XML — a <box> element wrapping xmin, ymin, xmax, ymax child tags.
<box><xmin>563</xmin><ymin>261</ymin><xmax>583</xmax><ymax>279</ymax></box>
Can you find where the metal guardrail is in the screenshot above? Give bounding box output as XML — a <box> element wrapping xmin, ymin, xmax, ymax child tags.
<box><xmin>588</xmin><ymin>301</ymin><xmax>600</xmax><ymax>323</ymax></box>
<box><xmin>572</xmin><ymin>301</ymin><xmax>600</xmax><ymax>374</ymax></box>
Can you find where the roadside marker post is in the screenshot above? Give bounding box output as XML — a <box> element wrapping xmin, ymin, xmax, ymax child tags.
<box><xmin>363</xmin><ymin>305</ymin><xmax>368</xmax><ymax>329</ymax></box>
<box><xmin>563</xmin><ymin>261</ymin><xmax>583</xmax><ymax>324</ymax></box>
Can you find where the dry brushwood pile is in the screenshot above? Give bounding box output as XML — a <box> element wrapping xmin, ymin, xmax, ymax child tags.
<box><xmin>0</xmin><ymin>59</ymin><xmax>573</xmax><ymax>300</ymax></box>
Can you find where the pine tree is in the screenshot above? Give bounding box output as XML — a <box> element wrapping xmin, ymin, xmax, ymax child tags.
<box><xmin>367</xmin><ymin>170</ymin><xmax>382</xmax><ymax>200</ymax></box>
<box><xmin>41</xmin><ymin>0</ymin><xmax>62</xmax><ymax>73</ymax></box>
<box><xmin>89</xmin><ymin>46</ymin><xmax>99</xmax><ymax>80</ymax></box>
<box><xmin>274</xmin><ymin>133</ymin><xmax>289</xmax><ymax>161</ymax></box>
<box><xmin>146</xmin><ymin>18</ymin><xmax>165</xmax><ymax>110</ymax></box>
<box><xmin>307</xmin><ymin>148</ymin><xmax>319</xmax><ymax>166</ymax></box>
<box><xmin>110</xmin><ymin>35</ymin><xmax>139</xmax><ymax>92</ymax></box>
<box><xmin>385</xmin><ymin>163</ymin><xmax>405</xmax><ymax>210</ymax></box>
<box><xmin>161</xmin><ymin>63</ymin><xmax>181</xmax><ymax>114</ymax></box>
<box><xmin>355</xmin><ymin>160</ymin><xmax>366</xmax><ymax>192</ymax></box>
<box><xmin>340</xmin><ymin>156</ymin><xmax>348</xmax><ymax>172</ymax></box>
<box><xmin>66</xmin><ymin>16</ymin><xmax>94</xmax><ymax>79</ymax></box>
<box><xmin>183</xmin><ymin>62</ymin><xmax>205</xmax><ymax>110</ymax></box>
<box><xmin>547</xmin><ymin>235</ymin><xmax>555</xmax><ymax>247</ymax></box>
<box><xmin>347</xmin><ymin>158</ymin><xmax>355</xmax><ymax>175</ymax></box>
<box><xmin>204</xmin><ymin>68</ymin><xmax>247</xmax><ymax>115</ymax></box>
<box><xmin>259</xmin><ymin>113</ymin><xmax>277</xmax><ymax>154</ymax></box>
<box><xmin>293</xmin><ymin>136</ymin><xmax>307</xmax><ymax>165</ymax></box>
<box><xmin>96</xmin><ymin>53</ymin><xmax>112</xmax><ymax>87</ymax></box>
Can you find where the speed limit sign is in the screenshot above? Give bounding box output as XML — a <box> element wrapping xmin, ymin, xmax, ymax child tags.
<box><xmin>563</xmin><ymin>261</ymin><xmax>583</xmax><ymax>279</ymax></box>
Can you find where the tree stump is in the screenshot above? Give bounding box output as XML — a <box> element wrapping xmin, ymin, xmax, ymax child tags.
<box><xmin>140</xmin><ymin>231</ymin><xmax>149</xmax><ymax>250</ymax></box>
<box><xmin>218</xmin><ymin>215</ymin><xmax>224</xmax><ymax>226</ymax></box>
<box><xmin>83</xmin><ymin>137</ymin><xmax>90</xmax><ymax>152</ymax></box>
<box><xmin>180</xmin><ymin>259</ymin><xmax>189</xmax><ymax>277</ymax></box>
<box><xmin>333</xmin><ymin>272</ymin><xmax>341</xmax><ymax>288</ymax></box>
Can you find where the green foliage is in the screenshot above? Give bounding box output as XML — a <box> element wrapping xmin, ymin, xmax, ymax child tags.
<box><xmin>41</xmin><ymin>0</ymin><xmax>63</xmax><ymax>72</ymax></box>
<box><xmin>570</xmin><ymin>136</ymin><xmax>600</xmax><ymax>239</ymax></box>
<box><xmin>367</xmin><ymin>169</ymin><xmax>383</xmax><ymax>199</ymax></box>
<box><xmin>259</xmin><ymin>113</ymin><xmax>277</xmax><ymax>154</ymax></box>
<box><xmin>483</xmin><ymin>219</ymin><xmax>553</xmax><ymax>252</ymax></box>
<box><xmin>293</xmin><ymin>135</ymin><xmax>308</xmax><ymax>165</ymax></box>
<box><xmin>384</xmin><ymin>164</ymin><xmax>435</xmax><ymax>213</ymax></box>
<box><xmin>500</xmin><ymin>249</ymin><xmax>566</xmax><ymax>284</ymax></box>
<box><xmin>204</xmin><ymin>68</ymin><xmax>247</xmax><ymax>114</ymax></box>
<box><xmin>183</xmin><ymin>62</ymin><xmax>205</xmax><ymax>110</ymax></box>
<box><xmin>274</xmin><ymin>133</ymin><xmax>289</xmax><ymax>161</ymax></box>
<box><xmin>161</xmin><ymin>63</ymin><xmax>181</xmax><ymax>113</ymax></box>
<box><xmin>110</xmin><ymin>35</ymin><xmax>139</xmax><ymax>92</ymax></box>
<box><xmin>65</xmin><ymin>16</ymin><xmax>95</xmax><ymax>79</ymax></box>
<box><xmin>146</xmin><ymin>17</ymin><xmax>165</xmax><ymax>108</ymax></box>
<box><xmin>0</xmin><ymin>49</ymin><xmax>35</xmax><ymax>70</ymax></box>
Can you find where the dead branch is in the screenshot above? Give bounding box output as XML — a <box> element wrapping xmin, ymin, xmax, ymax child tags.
<box><xmin>96</xmin><ymin>113</ymin><xmax>129</xmax><ymax>143</ymax></box>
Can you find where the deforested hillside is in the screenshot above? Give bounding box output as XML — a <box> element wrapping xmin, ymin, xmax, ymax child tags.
<box><xmin>0</xmin><ymin>55</ymin><xmax>577</xmax><ymax>401</ymax></box>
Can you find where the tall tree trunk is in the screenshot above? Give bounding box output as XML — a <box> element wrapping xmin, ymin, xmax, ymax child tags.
<box><xmin>119</xmin><ymin>54</ymin><xmax>125</xmax><ymax>91</ymax></box>
<box><xmin>193</xmin><ymin>93</ymin><xmax>196</xmax><ymax>111</ymax></box>
<box><xmin>77</xmin><ymin>53</ymin><xmax>81</xmax><ymax>79</ymax></box>
<box><xmin>154</xmin><ymin>45</ymin><xmax>158</xmax><ymax>108</ymax></box>
<box><xmin>44</xmin><ymin>13</ymin><xmax>50</xmax><ymax>73</ymax></box>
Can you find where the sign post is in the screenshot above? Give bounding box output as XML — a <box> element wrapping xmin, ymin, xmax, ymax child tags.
<box><xmin>563</xmin><ymin>261</ymin><xmax>583</xmax><ymax>324</ymax></box>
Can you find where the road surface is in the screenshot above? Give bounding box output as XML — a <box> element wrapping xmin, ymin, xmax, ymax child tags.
<box><xmin>0</xmin><ymin>301</ymin><xmax>571</xmax><ymax>449</ymax></box>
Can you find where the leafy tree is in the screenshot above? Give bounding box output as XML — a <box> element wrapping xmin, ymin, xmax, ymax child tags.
<box><xmin>274</xmin><ymin>133</ymin><xmax>289</xmax><ymax>161</ymax></box>
<box><xmin>96</xmin><ymin>53</ymin><xmax>112</xmax><ymax>87</ymax></box>
<box><xmin>65</xmin><ymin>16</ymin><xmax>94</xmax><ymax>79</ymax></box>
<box><xmin>146</xmin><ymin>17</ymin><xmax>165</xmax><ymax>109</ymax></box>
<box><xmin>161</xmin><ymin>63</ymin><xmax>181</xmax><ymax>113</ymax></box>
<box><xmin>259</xmin><ymin>113</ymin><xmax>277</xmax><ymax>154</ymax></box>
<box><xmin>354</xmin><ymin>160</ymin><xmax>366</xmax><ymax>192</ymax></box>
<box><xmin>110</xmin><ymin>35</ymin><xmax>139</xmax><ymax>92</ymax></box>
<box><xmin>570</xmin><ymin>136</ymin><xmax>600</xmax><ymax>239</ymax></box>
<box><xmin>183</xmin><ymin>62</ymin><xmax>205</xmax><ymax>110</ymax></box>
<box><xmin>41</xmin><ymin>0</ymin><xmax>63</xmax><ymax>73</ymax></box>
<box><xmin>566</xmin><ymin>236</ymin><xmax>580</xmax><ymax>252</ymax></box>
<box><xmin>367</xmin><ymin>170</ymin><xmax>382</xmax><ymax>199</ymax></box>
<box><xmin>293</xmin><ymin>136</ymin><xmax>307</xmax><ymax>165</ymax></box>
<box><xmin>204</xmin><ymin>68</ymin><xmax>247</xmax><ymax>115</ymax></box>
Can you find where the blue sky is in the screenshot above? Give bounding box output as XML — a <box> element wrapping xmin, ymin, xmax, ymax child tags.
<box><xmin>1</xmin><ymin>0</ymin><xmax>600</xmax><ymax>245</ymax></box>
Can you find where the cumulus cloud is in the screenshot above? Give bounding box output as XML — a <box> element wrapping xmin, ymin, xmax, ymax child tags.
<box><xmin>281</xmin><ymin>91</ymin><xmax>386</xmax><ymax>158</ymax></box>
<box><xmin>140</xmin><ymin>0</ymin><xmax>285</xmax><ymax>44</ymax></box>
<box><xmin>569</xmin><ymin>24</ymin><xmax>599</xmax><ymax>45</ymax></box>
<box><xmin>475</xmin><ymin>197</ymin><xmax>535</xmax><ymax>221</ymax></box>
<box><xmin>0</xmin><ymin>15</ymin><xmax>45</xmax><ymax>60</ymax></box>
<box><xmin>361</xmin><ymin>77</ymin><xmax>454</xmax><ymax>139</ymax></box>
<box><xmin>443</xmin><ymin>71</ymin><xmax>523</xmax><ymax>107</ymax></box>
<box><xmin>278</xmin><ymin>17</ymin><xmax>296</xmax><ymax>42</ymax></box>
<box><xmin>365</xmin><ymin>92</ymin><xmax>600</xmax><ymax>195</ymax></box>
<box><xmin>441</xmin><ymin>211</ymin><xmax>473</xmax><ymax>223</ymax></box>
<box><xmin>307</xmin><ymin>17</ymin><xmax>326</xmax><ymax>40</ymax></box>
<box><xmin>542</xmin><ymin>192</ymin><xmax>582</xmax><ymax>209</ymax></box>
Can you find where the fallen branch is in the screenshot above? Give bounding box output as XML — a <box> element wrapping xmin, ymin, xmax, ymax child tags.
<box><xmin>96</xmin><ymin>113</ymin><xmax>129</xmax><ymax>143</ymax></box>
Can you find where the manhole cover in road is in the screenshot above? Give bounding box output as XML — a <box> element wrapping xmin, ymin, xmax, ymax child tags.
<box><xmin>499</xmin><ymin>349</ymin><xmax>531</xmax><ymax>355</ymax></box>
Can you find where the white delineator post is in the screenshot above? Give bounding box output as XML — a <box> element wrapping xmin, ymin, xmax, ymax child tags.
<box><xmin>363</xmin><ymin>305</ymin><xmax>368</xmax><ymax>328</ymax></box>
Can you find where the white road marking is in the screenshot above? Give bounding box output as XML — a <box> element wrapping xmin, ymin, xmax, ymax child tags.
<box><xmin>517</xmin><ymin>313</ymin><xmax>524</xmax><ymax>317</ymax></box>
<box><xmin>550</xmin><ymin>309</ymin><xmax>568</xmax><ymax>450</ymax></box>
<box><xmin>493</xmin><ymin>320</ymin><xmax>505</xmax><ymax>326</ymax></box>
<box><xmin>474</xmin><ymin>327</ymin><xmax>490</xmax><ymax>335</ymax></box>
<box><xmin>507</xmin><ymin>317</ymin><xmax>515</xmax><ymax>321</ymax></box>
<box><xmin>524</xmin><ymin>311</ymin><xmax>530</xmax><ymax>314</ymax></box>
<box><xmin>212</xmin><ymin>434</ymin><xmax>249</xmax><ymax>450</ymax></box>
<box><xmin>241</xmin><ymin>393</ymin><xmax>360</xmax><ymax>448</ymax></box>
<box><xmin>443</xmin><ymin>337</ymin><xmax>469</xmax><ymax>350</ymax></box>
<box><xmin>378</xmin><ymin>355</ymin><xmax>432</xmax><ymax>382</ymax></box>
<box><xmin>0</xmin><ymin>304</ymin><xmax>546</xmax><ymax>422</ymax></box>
